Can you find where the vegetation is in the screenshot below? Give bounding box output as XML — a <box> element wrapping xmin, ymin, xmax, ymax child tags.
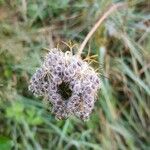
<box><xmin>0</xmin><ymin>0</ymin><xmax>149</xmax><ymax>149</ymax></box>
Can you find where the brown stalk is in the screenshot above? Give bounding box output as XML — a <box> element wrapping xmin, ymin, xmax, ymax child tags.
<box><xmin>77</xmin><ymin>2</ymin><xmax>127</xmax><ymax>57</ymax></box>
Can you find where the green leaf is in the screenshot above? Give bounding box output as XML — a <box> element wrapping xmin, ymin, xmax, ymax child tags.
<box><xmin>0</xmin><ymin>136</ymin><xmax>12</xmax><ymax>150</ymax></box>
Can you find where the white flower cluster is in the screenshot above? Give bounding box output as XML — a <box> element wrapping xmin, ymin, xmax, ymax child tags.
<box><xmin>29</xmin><ymin>48</ymin><xmax>100</xmax><ymax>120</ymax></box>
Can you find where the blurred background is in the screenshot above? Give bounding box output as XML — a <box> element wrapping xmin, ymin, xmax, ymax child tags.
<box><xmin>0</xmin><ymin>0</ymin><xmax>149</xmax><ymax>150</ymax></box>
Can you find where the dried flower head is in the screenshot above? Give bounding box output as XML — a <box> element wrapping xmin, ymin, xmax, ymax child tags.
<box><xmin>28</xmin><ymin>48</ymin><xmax>101</xmax><ymax>121</ymax></box>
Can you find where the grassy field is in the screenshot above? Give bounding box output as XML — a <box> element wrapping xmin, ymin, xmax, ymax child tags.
<box><xmin>0</xmin><ymin>0</ymin><xmax>150</xmax><ymax>150</ymax></box>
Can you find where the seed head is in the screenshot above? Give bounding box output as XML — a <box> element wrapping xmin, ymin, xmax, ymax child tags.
<box><xmin>29</xmin><ymin>48</ymin><xmax>101</xmax><ymax>121</ymax></box>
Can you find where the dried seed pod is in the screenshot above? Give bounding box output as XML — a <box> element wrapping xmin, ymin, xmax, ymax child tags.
<box><xmin>52</xmin><ymin>76</ymin><xmax>62</xmax><ymax>85</ymax></box>
<box><xmin>52</xmin><ymin>104</ymin><xmax>69</xmax><ymax>120</ymax></box>
<box><xmin>55</xmin><ymin>65</ymin><xmax>63</xmax><ymax>73</ymax></box>
<box><xmin>72</xmin><ymin>82</ymin><xmax>81</xmax><ymax>94</ymax></box>
<box><xmin>48</xmin><ymin>83</ymin><xmax>57</xmax><ymax>92</ymax></box>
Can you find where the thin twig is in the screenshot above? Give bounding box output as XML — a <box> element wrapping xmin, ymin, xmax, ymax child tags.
<box><xmin>77</xmin><ymin>2</ymin><xmax>127</xmax><ymax>57</ymax></box>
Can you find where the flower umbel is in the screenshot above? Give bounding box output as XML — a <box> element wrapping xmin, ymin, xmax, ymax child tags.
<box><xmin>29</xmin><ymin>48</ymin><xmax>100</xmax><ymax>121</ymax></box>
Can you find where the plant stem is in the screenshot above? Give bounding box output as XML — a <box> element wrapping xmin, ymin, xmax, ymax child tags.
<box><xmin>77</xmin><ymin>2</ymin><xmax>127</xmax><ymax>57</ymax></box>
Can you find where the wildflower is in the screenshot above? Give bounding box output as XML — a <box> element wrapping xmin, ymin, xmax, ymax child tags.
<box><xmin>29</xmin><ymin>48</ymin><xmax>100</xmax><ymax>121</ymax></box>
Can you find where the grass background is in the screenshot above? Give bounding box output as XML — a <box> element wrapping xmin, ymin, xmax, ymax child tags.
<box><xmin>0</xmin><ymin>0</ymin><xmax>149</xmax><ymax>150</ymax></box>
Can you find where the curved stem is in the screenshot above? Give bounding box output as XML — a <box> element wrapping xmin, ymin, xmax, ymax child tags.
<box><xmin>77</xmin><ymin>2</ymin><xmax>127</xmax><ymax>57</ymax></box>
